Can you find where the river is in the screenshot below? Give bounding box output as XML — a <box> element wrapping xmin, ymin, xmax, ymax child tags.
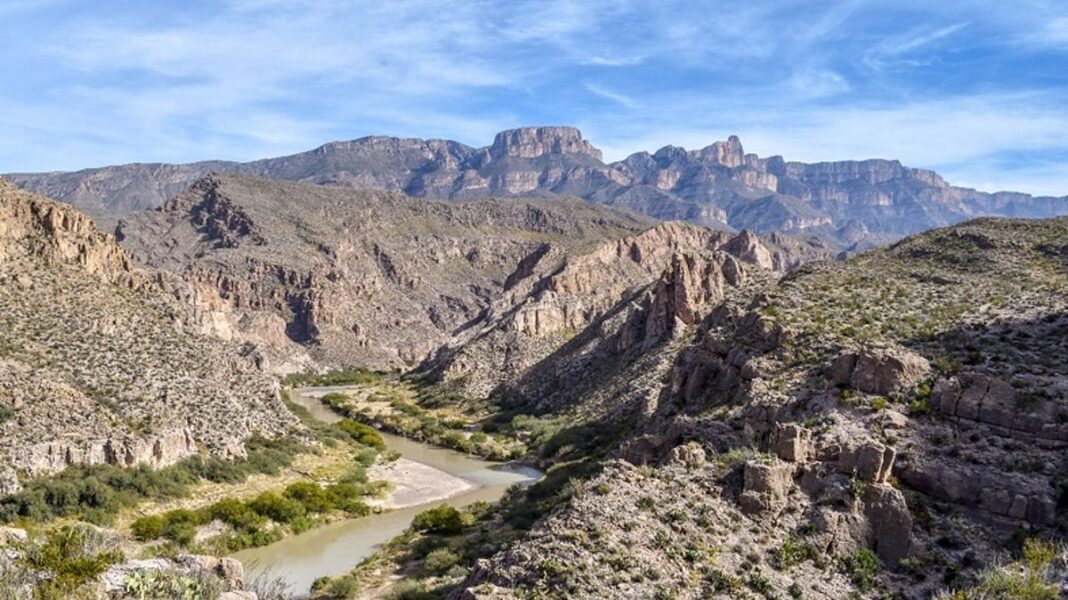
<box><xmin>232</xmin><ymin>385</ymin><xmax>541</xmax><ymax>596</ymax></box>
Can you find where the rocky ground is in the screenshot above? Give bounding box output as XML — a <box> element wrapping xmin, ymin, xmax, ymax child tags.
<box><xmin>452</xmin><ymin>217</ymin><xmax>1068</xmax><ymax>598</ymax></box>
<box><xmin>0</xmin><ymin>178</ymin><xmax>302</xmax><ymax>495</ymax></box>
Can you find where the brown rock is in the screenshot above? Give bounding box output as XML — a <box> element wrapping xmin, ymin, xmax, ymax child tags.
<box><xmin>862</xmin><ymin>485</ymin><xmax>913</xmax><ymax>566</ymax></box>
<box><xmin>774</xmin><ymin>423</ymin><xmax>812</xmax><ymax>462</ymax></box>
<box><xmin>838</xmin><ymin>441</ymin><xmax>896</xmax><ymax>483</ymax></box>
<box><xmin>739</xmin><ymin>460</ymin><xmax>794</xmax><ymax>515</ymax></box>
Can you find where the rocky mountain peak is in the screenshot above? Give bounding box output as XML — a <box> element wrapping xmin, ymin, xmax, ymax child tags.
<box><xmin>489</xmin><ymin>126</ymin><xmax>604</xmax><ymax>161</ymax></box>
<box><xmin>697</xmin><ymin>135</ymin><xmax>746</xmax><ymax>167</ymax></box>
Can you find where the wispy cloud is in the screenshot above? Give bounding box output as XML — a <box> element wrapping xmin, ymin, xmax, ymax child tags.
<box><xmin>583</xmin><ymin>83</ymin><xmax>640</xmax><ymax>109</ymax></box>
<box><xmin>1037</xmin><ymin>16</ymin><xmax>1068</xmax><ymax>46</ymax></box>
<box><xmin>863</xmin><ymin>23</ymin><xmax>968</xmax><ymax>69</ymax></box>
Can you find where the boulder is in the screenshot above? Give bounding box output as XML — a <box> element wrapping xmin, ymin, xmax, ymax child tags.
<box><xmin>669</xmin><ymin>442</ymin><xmax>707</xmax><ymax>468</ymax></box>
<box><xmin>739</xmin><ymin>460</ymin><xmax>794</xmax><ymax>515</ymax></box>
<box><xmin>773</xmin><ymin>423</ymin><xmax>811</xmax><ymax>462</ymax></box>
<box><xmin>838</xmin><ymin>441</ymin><xmax>896</xmax><ymax>483</ymax></box>
<box><xmin>0</xmin><ymin>526</ymin><xmax>27</xmax><ymax>545</ymax></box>
<box><xmin>830</xmin><ymin>347</ymin><xmax>930</xmax><ymax>395</ymax></box>
<box><xmin>862</xmin><ymin>485</ymin><xmax>913</xmax><ymax>566</ymax></box>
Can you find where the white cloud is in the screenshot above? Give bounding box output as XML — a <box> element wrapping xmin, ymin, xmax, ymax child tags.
<box><xmin>583</xmin><ymin>83</ymin><xmax>639</xmax><ymax>109</ymax></box>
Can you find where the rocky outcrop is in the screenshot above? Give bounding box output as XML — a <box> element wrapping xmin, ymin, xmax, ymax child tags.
<box><xmin>433</xmin><ymin>222</ymin><xmax>817</xmax><ymax>399</ymax></box>
<box><xmin>487</xmin><ymin>127</ymin><xmax>603</xmax><ymax>161</ymax></box>
<box><xmin>0</xmin><ymin>178</ymin><xmax>131</xmax><ymax>278</ymax></box>
<box><xmin>774</xmin><ymin>423</ymin><xmax>812</xmax><ymax>462</ymax></box>
<box><xmin>861</xmin><ymin>486</ymin><xmax>913</xmax><ymax>566</ymax></box>
<box><xmin>99</xmin><ymin>555</ymin><xmax>249</xmax><ymax>598</ymax></box>
<box><xmin>739</xmin><ymin>460</ymin><xmax>795</xmax><ymax>516</ymax></box>
<box><xmin>633</xmin><ymin>251</ymin><xmax>746</xmax><ymax>345</ymax></box>
<box><xmin>117</xmin><ymin>173</ymin><xmax>655</xmax><ymax>371</ymax></box>
<box><xmin>932</xmin><ymin>373</ymin><xmax>1068</xmax><ymax>446</ymax></box>
<box><xmin>837</xmin><ymin>440</ymin><xmax>896</xmax><ymax>483</ymax></box>
<box><xmin>12</xmin><ymin>429</ymin><xmax>197</xmax><ymax>477</ymax></box>
<box><xmin>829</xmin><ymin>347</ymin><xmax>930</xmax><ymax>395</ymax></box>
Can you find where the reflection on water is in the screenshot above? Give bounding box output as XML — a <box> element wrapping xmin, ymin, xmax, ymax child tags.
<box><xmin>234</xmin><ymin>386</ymin><xmax>540</xmax><ymax>596</ymax></box>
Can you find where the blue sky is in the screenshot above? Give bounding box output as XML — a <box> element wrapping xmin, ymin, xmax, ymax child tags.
<box><xmin>2</xmin><ymin>0</ymin><xmax>1068</xmax><ymax>196</ymax></box>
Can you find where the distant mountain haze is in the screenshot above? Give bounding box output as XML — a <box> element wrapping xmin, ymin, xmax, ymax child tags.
<box><xmin>7</xmin><ymin>126</ymin><xmax>1066</xmax><ymax>247</ymax></box>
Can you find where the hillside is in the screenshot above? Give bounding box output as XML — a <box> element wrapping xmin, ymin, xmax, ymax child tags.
<box><xmin>0</xmin><ymin>178</ymin><xmax>301</xmax><ymax>496</ymax></box>
<box><xmin>8</xmin><ymin>127</ymin><xmax>1066</xmax><ymax>246</ymax></box>
<box><xmin>114</xmin><ymin>173</ymin><xmax>658</xmax><ymax>372</ymax></box>
<box><xmin>450</xmin><ymin>216</ymin><xmax>1068</xmax><ymax>599</ymax></box>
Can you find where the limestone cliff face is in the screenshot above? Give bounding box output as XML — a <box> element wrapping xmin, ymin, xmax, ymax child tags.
<box><xmin>0</xmin><ymin>179</ymin><xmax>301</xmax><ymax>493</ymax></box>
<box><xmin>459</xmin><ymin>217</ymin><xmax>1068</xmax><ymax>600</ymax></box>
<box><xmin>14</xmin><ymin>128</ymin><xmax>1061</xmax><ymax>248</ymax></box>
<box><xmin>487</xmin><ymin>127</ymin><xmax>603</xmax><ymax>161</ymax></box>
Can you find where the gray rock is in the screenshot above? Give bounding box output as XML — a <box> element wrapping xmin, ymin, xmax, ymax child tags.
<box><xmin>830</xmin><ymin>347</ymin><xmax>930</xmax><ymax>395</ymax></box>
<box><xmin>739</xmin><ymin>460</ymin><xmax>795</xmax><ymax>515</ymax></box>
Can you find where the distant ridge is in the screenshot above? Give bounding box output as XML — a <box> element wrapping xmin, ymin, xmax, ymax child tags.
<box><xmin>7</xmin><ymin>126</ymin><xmax>1067</xmax><ymax>247</ymax></box>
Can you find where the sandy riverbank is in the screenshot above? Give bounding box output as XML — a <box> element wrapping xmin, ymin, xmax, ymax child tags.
<box><xmin>369</xmin><ymin>457</ymin><xmax>476</xmax><ymax>510</ymax></box>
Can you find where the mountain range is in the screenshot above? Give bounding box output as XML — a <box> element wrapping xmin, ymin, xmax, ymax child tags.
<box><xmin>8</xmin><ymin>126</ymin><xmax>1067</xmax><ymax>247</ymax></box>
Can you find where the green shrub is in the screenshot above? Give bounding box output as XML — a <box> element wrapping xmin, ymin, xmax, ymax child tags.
<box><xmin>249</xmin><ymin>492</ymin><xmax>306</xmax><ymax>524</ymax></box>
<box><xmin>159</xmin><ymin>509</ymin><xmax>207</xmax><ymax>545</ymax></box>
<box><xmin>123</xmin><ymin>570</ymin><xmax>220</xmax><ymax>600</ymax></box>
<box><xmin>0</xmin><ymin>435</ymin><xmax>306</xmax><ymax>526</ymax></box>
<box><xmin>353</xmin><ymin>447</ymin><xmax>378</xmax><ymax>467</ymax></box>
<box><xmin>206</xmin><ymin>498</ymin><xmax>265</xmax><ymax>532</ymax></box>
<box><xmin>20</xmin><ymin>525</ymin><xmax>124</xmax><ymax>599</ymax></box>
<box><xmin>130</xmin><ymin>515</ymin><xmax>165</xmax><ymax>541</ymax></box>
<box><xmin>326</xmin><ymin>576</ymin><xmax>359</xmax><ymax>598</ymax></box>
<box><xmin>284</xmin><ymin>482</ymin><xmax>332</xmax><ymax>513</ymax></box>
<box><xmin>337</xmin><ymin>420</ymin><xmax>386</xmax><ymax>451</ymax></box>
<box><xmin>283</xmin><ymin>369</ymin><xmax>382</xmax><ymax>387</ymax></box>
<box><xmin>776</xmin><ymin>534</ymin><xmax>817</xmax><ymax>570</ymax></box>
<box><xmin>838</xmin><ymin>548</ymin><xmax>881</xmax><ymax>591</ymax></box>
<box><xmin>325</xmin><ymin>483</ymin><xmax>371</xmax><ymax>516</ymax></box>
<box><xmin>411</xmin><ymin>504</ymin><xmax>464</xmax><ymax>535</ymax></box>
<box><xmin>290</xmin><ymin>515</ymin><xmax>314</xmax><ymax>534</ymax></box>
<box><xmin>422</xmin><ymin>547</ymin><xmax>461</xmax><ymax>576</ymax></box>
<box><xmin>940</xmin><ymin>539</ymin><xmax>1063</xmax><ymax>600</ymax></box>
<box><xmin>385</xmin><ymin>579</ymin><xmax>436</xmax><ymax>600</ymax></box>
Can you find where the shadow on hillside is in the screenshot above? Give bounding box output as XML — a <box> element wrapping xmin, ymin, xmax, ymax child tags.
<box><xmin>903</xmin><ymin>311</ymin><xmax>1068</xmax><ymax>384</ymax></box>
